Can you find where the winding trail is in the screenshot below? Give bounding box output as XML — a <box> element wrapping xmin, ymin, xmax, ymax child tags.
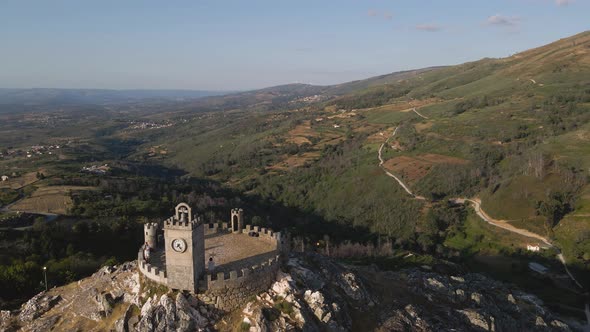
<box><xmin>376</xmin><ymin>124</ymin><xmax>588</xmax><ymax>325</ymax></box>
<box><xmin>408</xmin><ymin>101</ymin><xmax>429</xmax><ymax>119</ymax></box>
<box><xmin>412</xmin><ymin>108</ymin><xmax>429</xmax><ymax>119</ymax></box>
<box><xmin>378</xmin><ymin>127</ymin><xmax>425</xmax><ymax>200</ymax></box>
<box><xmin>451</xmin><ymin>198</ymin><xmax>553</xmax><ymax>247</ymax></box>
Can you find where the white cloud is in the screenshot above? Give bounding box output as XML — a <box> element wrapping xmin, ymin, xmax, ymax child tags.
<box><xmin>555</xmin><ymin>0</ymin><xmax>573</xmax><ymax>6</ymax></box>
<box><xmin>486</xmin><ymin>14</ymin><xmax>521</xmax><ymax>26</ymax></box>
<box><xmin>415</xmin><ymin>24</ymin><xmax>443</xmax><ymax>32</ymax></box>
<box><xmin>367</xmin><ymin>9</ymin><xmax>393</xmax><ymax>20</ymax></box>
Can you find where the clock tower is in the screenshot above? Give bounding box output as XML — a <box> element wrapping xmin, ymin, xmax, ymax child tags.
<box><xmin>163</xmin><ymin>203</ymin><xmax>205</xmax><ymax>291</ymax></box>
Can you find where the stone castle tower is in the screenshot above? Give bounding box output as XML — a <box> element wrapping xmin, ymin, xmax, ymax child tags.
<box><xmin>230</xmin><ymin>208</ymin><xmax>244</xmax><ymax>233</ymax></box>
<box><xmin>144</xmin><ymin>222</ymin><xmax>158</xmax><ymax>248</ymax></box>
<box><xmin>163</xmin><ymin>203</ymin><xmax>205</xmax><ymax>291</ymax></box>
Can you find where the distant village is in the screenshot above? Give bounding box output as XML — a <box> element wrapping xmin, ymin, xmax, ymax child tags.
<box><xmin>291</xmin><ymin>94</ymin><xmax>326</xmax><ymax>104</ymax></box>
<box><xmin>128</xmin><ymin>121</ymin><xmax>173</xmax><ymax>130</ymax></box>
<box><xmin>81</xmin><ymin>164</ymin><xmax>110</xmax><ymax>175</ymax></box>
<box><xmin>0</xmin><ymin>144</ymin><xmax>65</xmax><ymax>160</ymax></box>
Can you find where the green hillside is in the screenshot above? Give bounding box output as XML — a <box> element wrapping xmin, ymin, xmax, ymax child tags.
<box><xmin>2</xmin><ymin>31</ymin><xmax>589</xmax><ymax>316</ymax></box>
<box><xmin>125</xmin><ymin>31</ymin><xmax>590</xmax><ymax>268</ymax></box>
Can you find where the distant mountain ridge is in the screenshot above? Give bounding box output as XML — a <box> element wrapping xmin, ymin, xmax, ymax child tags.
<box><xmin>173</xmin><ymin>66</ymin><xmax>447</xmax><ymax>113</ymax></box>
<box><xmin>0</xmin><ymin>66</ymin><xmax>447</xmax><ymax>112</ymax></box>
<box><xmin>0</xmin><ymin>88</ymin><xmax>230</xmax><ymax>106</ymax></box>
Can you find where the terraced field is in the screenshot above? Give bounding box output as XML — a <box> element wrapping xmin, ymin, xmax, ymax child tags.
<box><xmin>8</xmin><ymin>185</ymin><xmax>97</xmax><ymax>215</ymax></box>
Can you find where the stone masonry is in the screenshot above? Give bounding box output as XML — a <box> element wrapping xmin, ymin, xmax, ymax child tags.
<box><xmin>138</xmin><ymin>203</ymin><xmax>282</xmax><ymax>311</ymax></box>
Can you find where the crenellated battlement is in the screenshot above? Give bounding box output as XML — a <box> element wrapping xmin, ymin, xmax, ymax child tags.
<box><xmin>164</xmin><ymin>216</ymin><xmax>201</xmax><ymax>230</ymax></box>
<box><xmin>138</xmin><ymin>249</ymin><xmax>167</xmax><ymax>285</ymax></box>
<box><xmin>204</xmin><ymin>222</ymin><xmax>230</xmax><ymax>235</ymax></box>
<box><xmin>203</xmin><ymin>254</ymin><xmax>280</xmax><ymax>291</ymax></box>
<box><xmin>138</xmin><ymin>204</ymin><xmax>283</xmax><ymax>310</ymax></box>
<box><xmin>144</xmin><ymin>222</ymin><xmax>159</xmax><ymax>231</ymax></box>
<box><xmin>241</xmin><ymin>225</ymin><xmax>280</xmax><ymax>238</ymax></box>
<box><xmin>144</xmin><ymin>222</ymin><xmax>159</xmax><ymax>248</ymax></box>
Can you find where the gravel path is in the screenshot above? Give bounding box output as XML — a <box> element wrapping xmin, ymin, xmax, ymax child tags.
<box><xmin>376</xmin><ymin>124</ymin><xmax>587</xmax><ymax>320</ymax></box>
<box><xmin>378</xmin><ymin>127</ymin><xmax>426</xmax><ymax>200</ymax></box>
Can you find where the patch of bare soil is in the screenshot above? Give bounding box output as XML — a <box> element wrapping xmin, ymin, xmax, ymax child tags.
<box><xmin>0</xmin><ymin>170</ymin><xmax>46</xmax><ymax>190</ymax></box>
<box><xmin>9</xmin><ymin>185</ymin><xmax>97</xmax><ymax>214</ymax></box>
<box><xmin>268</xmin><ymin>152</ymin><xmax>320</xmax><ymax>171</ymax></box>
<box><xmin>383</xmin><ymin>154</ymin><xmax>468</xmax><ymax>184</ymax></box>
<box><xmin>366</xmin><ymin>127</ymin><xmax>397</xmax><ymax>144</ymax></box>
<box><xmin>287</xmin><ymin>120</ymin><xmax>316</xmax><ymax>146</ymax></box>
<box><xmin>414</xmin><ymin>121</ymin><xmax>433</xmax><ymax>133</ymax></box>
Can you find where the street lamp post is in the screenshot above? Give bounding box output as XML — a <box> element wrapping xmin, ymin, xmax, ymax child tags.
<box><xmin>43</xmin><ymin>266</ymin><xmax>47</xmax><ymax>291</ymax></box>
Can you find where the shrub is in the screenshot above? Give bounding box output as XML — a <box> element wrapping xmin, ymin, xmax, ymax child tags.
<box><xmin>262</xmin><ymin>307</ymin><xmax>281</xmax><ymax>321</ymax></box>
<box><xmin>239</xmin><ymin>322</ymin><xmax>251</xmax><ymax>331</ymax></box>
<box><xmin>273</xmin><ymin>300</ymin><xmax>294</xmax><ymax>315</ymax></box>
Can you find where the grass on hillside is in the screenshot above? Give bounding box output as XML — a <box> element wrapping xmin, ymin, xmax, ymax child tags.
<box><xmin>363</xmin><ymin>108</ymin><xmax>413</xmax><ymax>124</ymax></box>
<box><xmin>0</xmin><ymin>171</ymin><xmax>43</xmax><ymax>190</ymax></box>
<box><xmin>444</xmin><ymin>212</ymin><xmax>550</xmax><ymax>255</ymax></box>
<box><xmin>9</xmin><ymin>185</ymin><xmax>97</xmax><ymax>214</ymax></box>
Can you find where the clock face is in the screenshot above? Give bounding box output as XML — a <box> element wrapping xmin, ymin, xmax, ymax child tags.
<box><xmin>171</xmin><ymin>238</ymin><xmax>187</xmax><ymax>253</ymax></box>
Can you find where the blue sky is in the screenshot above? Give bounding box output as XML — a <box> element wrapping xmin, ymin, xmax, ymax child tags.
<box><xmin>1</xmin><ymin>0</ymin><xmax>588</xmax><ymax>90</ymax></box>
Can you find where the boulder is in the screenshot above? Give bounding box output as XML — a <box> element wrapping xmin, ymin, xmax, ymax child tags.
<box><xmin>18</xmin><ymin>292</ymin><xmax>61</xmax><ymax>322</ymax></box>
<box><xmin>457</xmin><ymin>309</ymin><xmax>493</xmax><ymax>331</ymax></box>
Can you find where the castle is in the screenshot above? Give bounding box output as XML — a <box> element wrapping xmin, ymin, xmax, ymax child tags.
<box><xmin>138</xmin><ymin>203</ymin><xmax>283</xmax><ymax>310</ymax></box>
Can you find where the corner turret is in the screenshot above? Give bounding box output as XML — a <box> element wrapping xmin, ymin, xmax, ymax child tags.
<box><xmin>230</xmin><ymin>208</ymin><xmax>244</xmax><ymax>233</ymax></box>
<box><xmin>144</xmin><ymin>222</ymin><xmax>158</xmax><ymax>248</ymax></box>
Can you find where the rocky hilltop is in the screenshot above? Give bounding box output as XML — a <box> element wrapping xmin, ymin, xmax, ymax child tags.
<box><xmin>0</xmin><ymin>253</ymin><xmax>581</xmax><ymax>331</ymax></box>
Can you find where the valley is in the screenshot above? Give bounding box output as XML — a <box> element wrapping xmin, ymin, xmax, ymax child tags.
<box><xmin>0</xmin><ymin>31</ymin><xmax>589</xmax><ymax>328</ymax></box>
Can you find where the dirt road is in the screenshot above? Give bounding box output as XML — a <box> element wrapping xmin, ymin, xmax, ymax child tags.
<box><xmin>376</xmin><ymin>127</ymin><xmax>587</xmax><ymax>316</ymax></box>
<box><xmin>412</xmin><ymin>108</ymin><xmax>429</xmax><ymax>119</ymax></box>
<box><xmin>378</xmin><ymin>127</ymin><xmax>426</xmax><ymax>200</ymax></box>
<box><xmin>452</xmin><ymin>198</ymin><xmax>552</xmax><ymax>246</ymax></box>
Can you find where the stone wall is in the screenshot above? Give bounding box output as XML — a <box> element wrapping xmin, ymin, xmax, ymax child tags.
<box><xmin>199</xmin><ymin>255</ymin><xmax>281</xmax><ymax>311</ymax></box>
<box><xmin>204</xmin><ymin>222</ymin><xmax>231</xmax><ymax>235</ymax></box>
<box><xmin>205</xmin><ymin>223</ymin><xmax>282</xmax><ymax>247</ymax></box>
<box><xmin>240</xmin><ymin>225</ymin><xmax>282</xmax><ymax>246</ymax></box>
<box><xmin>200</xmin><ymin>224</ymin><xmax>283</xmax><ymax>311</ymax></box>
<box><xmin>139</xmin><ymin>222</ymin><xmax>284</xmax><ymax>311</ymax></box>
<box><xmin>137</xmin><ymin>249</ymin><xmax>167</xmax><ymax>285</ymax></box>
<box><xmin>143</xmin><ymin>223</ymin><xmax>158</xmax><ymax>248</ymax></box>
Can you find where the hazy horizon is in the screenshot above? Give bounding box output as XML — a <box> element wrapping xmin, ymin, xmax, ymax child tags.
<box><xmin>1</xmin><ymin>0</ymin><xmax>588</xmax><ymax>91</ymax></box>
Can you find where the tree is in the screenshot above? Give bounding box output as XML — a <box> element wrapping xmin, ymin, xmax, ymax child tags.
<box><xmin>536</xmin><ymin>191</ymin><xmax>574</xmax><ymax>235</ymax></box>
<box><xmin>251</xmin><ymin>215</ymin><xmax>264</xmax><ymax>226</ymax></box>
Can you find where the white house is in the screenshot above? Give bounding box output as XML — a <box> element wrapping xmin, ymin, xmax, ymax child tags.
<box><xmin>1</xmin><ymin>175</ymin><xmax>8</xmax><ymax>182</ymax></box>
<box><xmin>526</xmin><ymin>244</ymin><xmax>541</xmax><ymax>252</ymax></box>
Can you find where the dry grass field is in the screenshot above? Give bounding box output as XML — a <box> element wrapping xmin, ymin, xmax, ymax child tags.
<box><xmin>287</xmin><ymin>120</ymin><xmax>316</xmax><ymax>145</ymax></box>
<box><xmin>9</xmin><ymin>185</ymin><xmax>96</xmax><ymax>215</ymax></box>
<box><xmin>0</xmin><ymin>170</ymin><xmax>43</xmax><ymax>190</ymax></box>
<box><xmin>268</xmin><ymin>151</ymin><xmax>321</xmax><ymax>171</ymax></box>
<box><xmin>366</xmin><ymin>127</ymin><xmax>397</xmax><ymax>144</ymax></box>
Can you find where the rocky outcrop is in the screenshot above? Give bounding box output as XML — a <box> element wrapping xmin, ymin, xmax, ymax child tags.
<box><xmin>373</xmin><ymin>268</ymin><xmax>576</xmax><ymax>331</ymax></box>
<box><xmin>0</xmin><ymin>262</ymin><xmax>140</xmax><ymax>331</ymax></box>
<box><xmin>135</xmin><ymin>293</ymin><xmax>214</xmax><ymax>332</ymax></box>
<box><xmin>17</xmin><ymin>293</ymin><xmax>61</xmax><ymax>323</ymax></box>
<box><xmin>238</xmin><ymin>253</ymin><xmax>580</xmax><ymax>331</ymax></box>
<box><xmin>0</xmin><ymin>253</ymin><xmax>582</xmax><ymax>331</ymax></box>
